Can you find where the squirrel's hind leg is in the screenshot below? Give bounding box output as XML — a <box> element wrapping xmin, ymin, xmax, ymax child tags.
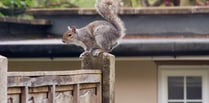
<box><xmin>95</xmin><ymin>35</ymin><xmax>112</xmax><ymax>52</ymax></box>
<box><xmin>91</xmin><ymin>49</ymin><xmax>104</xmax><ymax>56</ymax></box>
<box><xmin>79</xmin><ymin>49</ymin><xmax>103</xmax><ymax>58</ymax></box>
<box><xmin>79</xmin><ymin>51</ymin><xmax>91</xmax><ymax>59</ymax></box>
<box><xmin>111</xmin><ymin>42</ymin><xmax>118</xmax><ymax>50</ymax></box>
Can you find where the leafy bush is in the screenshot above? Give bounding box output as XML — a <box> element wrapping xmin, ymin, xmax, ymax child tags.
<box><xmin>0</xmin><ymin>0</ymin><xmax>96</xmax><ymax>9</ymax></box>
<box><xmin>28</xmin><ymin>0</ymin><xmax>95</xmax><ymax>8</ymax></box>
<box><xmin>0</xmin><ymin>0</ymin><xmax>33</xmax><ymax>9</ymax></box>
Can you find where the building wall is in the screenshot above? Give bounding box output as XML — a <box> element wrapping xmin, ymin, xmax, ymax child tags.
<box><xmin>8</xmin><ymin>59</ymin><xmax>157</xmax><ymax>103</ymax></box>
<box><xmin>116</xmin><ymin>60</ymin><xmax>157</xmax><ymax>103</ymax></box>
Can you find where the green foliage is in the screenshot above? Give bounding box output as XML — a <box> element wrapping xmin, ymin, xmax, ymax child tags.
<box><xmin>1</xmin><ymin>0</ymin><xmax>31</xmax><ymax>9</ymax></box>
<box><xmin>70</xmin><ymin>0</ymin><xmax>95</xmax><ymax>8</ymax></box>
<box><xmin>0</xmin><ymin>1</ymin><xmax>6</xmax><ymax>8</ymax></box>
<box><xmin>0</xmin><ymin>0</ymin><xmax>154</xmax><ymax>18</ymax></box>
<box><xmin>0</xmin><ymin>0</ymin><xmax>141</xmax><ymax>9</ymax></box>
<box><xmin>0</xmin><ymin>0</ymin><xmax>95</xmax><ymax>18</ymax></box>
<box><xmin>28</xmin><ymin>0</ymin><xmax>95</xmax><ymax>8</ymax></box>
<box><xmin>44</xmin><ymin>0</ymin><xmax>79</xmax><ymax>8</ymax></box>
<box><xmin>0</xmin><ymin>0</ymin><xmax>35</xmax><ymax>18</ymax></box>
<box><xmin>0</xmin><ymin>12</ymin><xmax>4</xmax><ymax>17</ymax></box>
<box><xmin>131</xmin><ymin>0</ymin><xmax>140</xmax><ymax>7</ymax></box>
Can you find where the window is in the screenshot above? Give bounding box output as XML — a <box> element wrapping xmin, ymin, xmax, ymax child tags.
<box><xmin>158</xmin><ymin>66</ymin><xmax>209</xmax><ymax>103</ymax></box>
<box><xmin>168</xmin><ymin>76</ymin><xmax>202</xmax><ymax>103</ymax></box>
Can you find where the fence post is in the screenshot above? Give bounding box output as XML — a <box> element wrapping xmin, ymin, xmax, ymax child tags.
<box><xmin>81</xmin><ymin>52</ymin><xmax>115</xmax><ymax>103</ymax></box>
<box><xmin>0</xmin><ymin>55</ymin><xmax>8</xmax><ymax>103</ymax></box>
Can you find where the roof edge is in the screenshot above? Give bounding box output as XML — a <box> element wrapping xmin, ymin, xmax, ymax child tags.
<box><xmin>1</xmin><ymin>39</ymin><xmax>209</xmax><ymax>58</ymax></box>
<box><xmin>28</xmin><ymin>7</ymin><xmax>209</xmax><ymax>15</ymax></box>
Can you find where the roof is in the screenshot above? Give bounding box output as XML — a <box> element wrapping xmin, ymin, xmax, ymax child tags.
<box><xmin>28</xmin><ymin>6</ymin><xmax>209</xmax><ymax>15</ymax></box>
<box><xmin>1</xmin><ymin>38</ymin><xmax>209</xmax><ymax>58</ymax></box>
<box><xmin>1</xmin><ymin>7</ymin><xmax>209</xmax><ymax>58</ymax></box>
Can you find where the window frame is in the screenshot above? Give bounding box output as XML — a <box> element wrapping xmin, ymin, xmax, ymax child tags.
<box><xmin>158</xmin><ymin>65</ymin><xmax>209</xmax><ymax>103</ymax></box>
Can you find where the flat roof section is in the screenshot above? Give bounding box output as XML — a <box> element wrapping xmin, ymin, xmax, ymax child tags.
<box><xmin>0</xmin><ymin>38</ymin><xmax>209</xmax><ymax>58</ymax></box>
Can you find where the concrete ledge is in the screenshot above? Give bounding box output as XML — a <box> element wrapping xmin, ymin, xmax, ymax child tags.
<box><xmin>28</xmin><ymin>7</ymin><xmax>209</xmax><ymax>15</ymax></box>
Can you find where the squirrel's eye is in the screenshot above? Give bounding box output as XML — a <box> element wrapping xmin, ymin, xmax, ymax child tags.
<box><xmin>68</xmin><ymin>34</ymin><xmax>72</xmax><ymax>36</ymax></box>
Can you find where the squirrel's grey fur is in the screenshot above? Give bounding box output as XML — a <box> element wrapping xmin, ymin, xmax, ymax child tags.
<box><xmin>62</xmin><ymin>0</ymin><xmax>126</xmax><ymax>54</ymax></box>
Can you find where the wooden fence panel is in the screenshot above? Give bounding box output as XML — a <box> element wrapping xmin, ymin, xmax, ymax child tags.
<box><xmin>0</xmin><ymin>55</ymin><xmax>7</xmax><ymax>103</ymax></box>
<box><xmin>5</xmin><ymin>52</ymin><xmax>114</xmax><ymax>103</ymax></box>
<box><xmin>7</xmin><ymin>70</ymin><xmax>102</xmax><ymax>103</ymax></box>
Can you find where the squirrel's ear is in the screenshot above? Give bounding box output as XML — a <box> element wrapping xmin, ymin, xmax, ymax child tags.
<box><xmin>68</xmin><ymin>26</ymin><xmax>71</xmax><ymax>30</ymax></box>
<box><xmin>71</xmin><ymin>26</ymin><xmax>76</xmax><ymax>33</ymax></box>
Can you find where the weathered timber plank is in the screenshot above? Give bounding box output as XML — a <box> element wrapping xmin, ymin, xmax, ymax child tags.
<box><xmin>8</xmin><ymin>84</ymin><xmax>98</xmax><ymax>95</ymax></box>
<box><xmin>96</xmin><ymin>83</ymin><xmax>102</xmax><ymax>103</ymax></box>
<box><xmin>80</xmin><ymin>84</ymin><xmax>97</xmax><ymax>90</ymax></box>
<box><xmin>53</xmin><ymin>84</ymin><xmax>97</xmax><ymax>94</ymax></box>
<box><xmin>48</xmin><ymin>85</ymin><xmax>56</xmax><ymax>103</ymax></box>
<box><xmin>56</xmin><ymin>85</ymin><xmax>74</xmax><ymax>92</ymax></box>
<box><xmin>80</xmin><ymin>88</ymin><xmax>97</xmax><ymax>103</ymax></box>
<box><xmin>102</xmin><ymin>53</ymin><xmax>115</xmax><ymax>103</ymax></box>
<box><xmin>28</xmin><ymin>92</ymin><xmax>48</xmax><ymax>103</ymax></box>
<box><xmin>81</xmin><ymin>52</ymin><xmax>115</xmax><ymax>103</ymax></box>
<box><xmin>8</xmin><ymin>70</ymin><xmax>101</xmax><ymax>76</ymax></box>
<box><xmin>31</xmin><ymin>74</ymin><xmax>100</xmax><ymax>87</ymax></box>
<box><xmin>8</xmin><ymin>76</ymin><xmax>31</xmax><ymax>87</ymax></box>
<box><xmin>81</xmin><ymin>52</ymin><xmax>104</xmax><ymax>70</ymax></box>
<box><xmin>73</xmin><ymin>84</ymin><xmax>80</xmax><ymax>103</ymax></box>
<box><xmin>21</xmin><ymin>86</ymin><xmax>29</xmax><ymax>103</ymax></box>
<box><xmin>8</xmin><ymin>88</ymin><xmax>21</xmax><ymax>94</ymax></box>
<box><xmin>55</xmin><ymin>91</ymin><xmax>73</xmax><ymax>103</ymax></box>
<box><xmin>29</xmin><ymin>86</ymin><xmax>49</xmax><ymax>93</ymax></box>
<box><xmin>8</xmin><ymin>94</ymin><xmax>20</xmax><ymax>103</ymax></box>
<box><xmin>0</xmin><ymin>55</ymin><xmax>7</xmax><ymax>103</ymax></box>
<box><xmin>8</xmin><ymin>74</ymin><xmax>101</xmax><ymax>87</ymax></box>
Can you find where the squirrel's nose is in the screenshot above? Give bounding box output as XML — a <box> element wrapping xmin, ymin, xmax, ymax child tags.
<box><xmin>62</xmin><ymin>39</ymin><xmax>65</xmax><ymax>43</ymax></box>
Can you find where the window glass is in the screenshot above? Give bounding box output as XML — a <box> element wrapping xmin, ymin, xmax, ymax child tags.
<box><xmin>168</xmin><ymin>77</ymin><xmax>184</xmax><ymax>99</ymax></box>
<box><xmin>168</xmin><ymin>102</ymin><xmax>184</xmax><ymax>103</ymax></box>
<box><xmin>186</xmin><ymin>77</ymin><xmax>202</xmax><ymax>99</ymax></box>
<box><xmin>187</xmin><ymin>102</ymin><xmax>202</xmax><ymax>103</ymax></box>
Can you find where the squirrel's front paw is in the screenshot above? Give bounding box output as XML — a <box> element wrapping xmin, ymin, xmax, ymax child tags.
<box><xmin>92</xmin><ymin>49</ymin><xmax>103</xmax><ymax>56</ymax></box>
<box><xmin>79</xmin><ymin>51</ymin><xmax>90</xmax><ymax>59</ymax></box>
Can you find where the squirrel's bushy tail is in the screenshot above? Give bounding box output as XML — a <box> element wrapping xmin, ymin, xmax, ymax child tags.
<box><xmin>96</xmin><ymin>0</ymin><xmax>126</xmax><ymax>39</ymax></box>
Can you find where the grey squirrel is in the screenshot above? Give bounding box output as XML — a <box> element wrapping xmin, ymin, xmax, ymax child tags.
<box><xmin>62</xmin><ymin>0</ymin><xmax>126</xmax><ymax>56</ymax></box>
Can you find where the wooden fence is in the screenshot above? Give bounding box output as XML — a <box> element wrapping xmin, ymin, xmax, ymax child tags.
<box><xmin>7</xmin><ymin>70</ymin><xmax>101</xmax><ymax>103</ymax></box>
<box><xmin>0</xmin><ymin>52</ymin><xmax>115</xmax><ymax>103</ymax></box>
